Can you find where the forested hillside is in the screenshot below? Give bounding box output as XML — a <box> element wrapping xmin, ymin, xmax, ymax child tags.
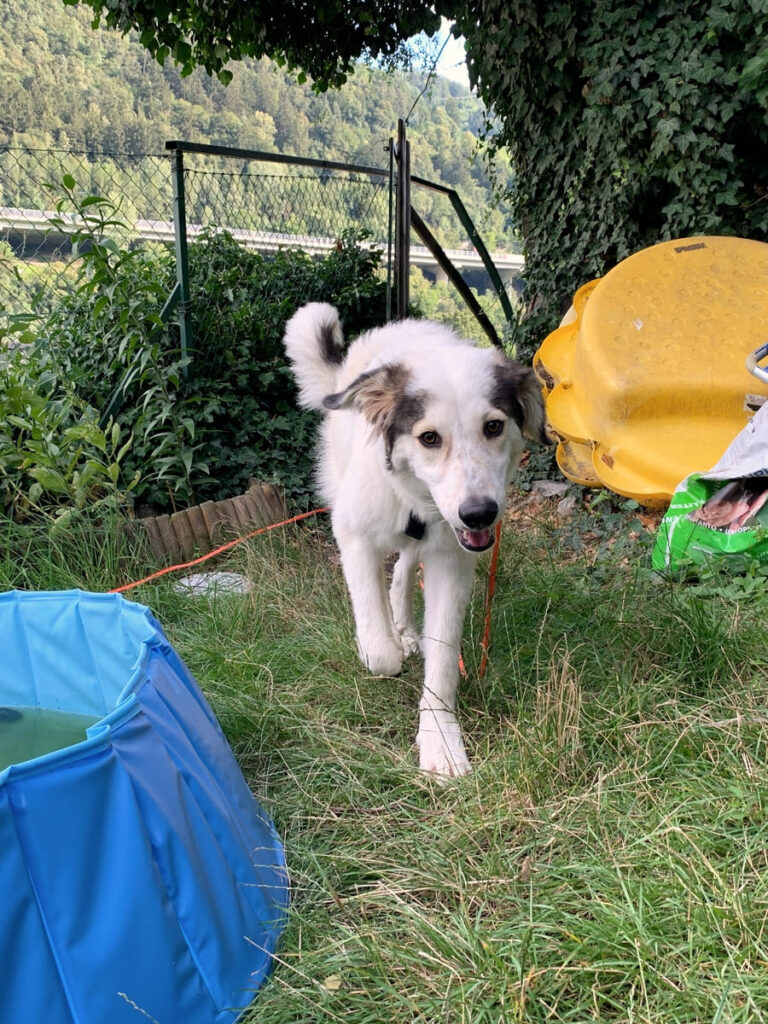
<box><xmin>0</xmin><ymin>0</ymin><xmax>515</xmax><ymax>249</ymax></box>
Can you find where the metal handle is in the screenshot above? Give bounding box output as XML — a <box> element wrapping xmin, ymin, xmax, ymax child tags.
<box><xmin>746</xmin><ymin>341</ymin><xmax>768</xmax><ymax>384</ymax></box>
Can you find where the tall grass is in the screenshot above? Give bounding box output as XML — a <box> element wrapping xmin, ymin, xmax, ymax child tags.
<box><xmin>3</xmin><ymin>498</ymin><xmax>768</xmax><ymax>1023</ymax></box>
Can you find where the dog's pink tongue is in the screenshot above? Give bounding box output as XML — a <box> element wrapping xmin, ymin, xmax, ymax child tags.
<box><xmin>465</xmin><ymin>528</ymin><xmax>491</xmax><ymax>548</ymax></box>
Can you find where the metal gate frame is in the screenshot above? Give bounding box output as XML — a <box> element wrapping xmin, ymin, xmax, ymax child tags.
<box><xmin>165</xmin><ymin>131</ymin><xmax>515</xmax><ymax>357</ymax></box>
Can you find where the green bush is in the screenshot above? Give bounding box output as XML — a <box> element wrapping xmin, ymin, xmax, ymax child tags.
<box><xmin>3</xmin><ymin>187</ymin><xmax>387</xmax><ymax>519</ymax></box>
<box><xmin>0</xmin><ymin>345</ymin><xmax>135</xmax><ymax>523</ymax></box>
<box><xmin>180</xmin><ymin>230</ymin><xmax>387</xmax><ymax>509</ymax></box>
<box><xmin>22</xmin><ymin>203</ymin><xmax>200</xmax><ymax>512</ymax></box>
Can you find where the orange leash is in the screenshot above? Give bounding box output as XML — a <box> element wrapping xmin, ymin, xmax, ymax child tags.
<box><xmin>109</xmin><ymin>507</ymin><xmax>329</xmax><ymax>594</ymax></box>
<box><xmin>110</xmin><ymin>507</ymin><xmax>502</xmax><ymax>678</ymax></box>
<box><xmin>478</xmin><ymin>520</ymin><xmax>502</xmax><ymax>679</ymax></box>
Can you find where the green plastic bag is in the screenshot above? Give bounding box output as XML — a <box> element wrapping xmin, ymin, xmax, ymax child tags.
<box><xmin>652</xmin><ymin>404</ymin><xmax>768</xmax><ymax>572</ymax></box>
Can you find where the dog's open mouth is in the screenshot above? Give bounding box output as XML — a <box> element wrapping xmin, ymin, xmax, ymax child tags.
<box><xmin>455</xmin><ymin>527</ymin><xmax>495</xmax><ymax>552</ymax></box>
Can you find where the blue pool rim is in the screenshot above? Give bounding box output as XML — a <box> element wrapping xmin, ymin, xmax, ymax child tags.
<box><xmin>0</xmin><ymin>589</ymin><xmax>288</xmax><ymax>1024</ymax></box>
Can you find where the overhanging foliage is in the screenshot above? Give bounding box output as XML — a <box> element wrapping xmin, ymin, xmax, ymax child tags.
<box><xmin>456</xmin><ymin>0</ymin><xmax>768</xmax><ymax>357</ymax></box>
<box><xmin>64</xmin><ymin>0</ymin><xmax>453</xmax><ymax>89</ymax></box>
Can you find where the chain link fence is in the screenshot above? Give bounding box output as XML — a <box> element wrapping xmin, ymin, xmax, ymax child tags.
<box><xmin>182</xmin><ymin>164</ymin><xmax>391</xmax><ymax>243</ymax></box>
<box><xmin>1</xmin><ymin>140</ymin><xmax>518</xmax><ymax>341</ymax></box>
<box><xmin>0</xmin><ymin>144</ymin><xmax>396</xmax><ymax>335</ymax></box>
<box><xmin>167</xmin><ymin>141</ymin><xmax>517</xmax><ymax>347</ymax></box>
<box><xmin>0</xmin><ymin>146</ymin><xmax>170</xmax><ymax>327</ymax></box>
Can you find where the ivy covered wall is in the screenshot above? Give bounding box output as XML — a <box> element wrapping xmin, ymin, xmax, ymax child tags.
<box><xmin>457</xmin><ymin>0</ymin><xmax>768</xmax><ymax>357</ymax></box>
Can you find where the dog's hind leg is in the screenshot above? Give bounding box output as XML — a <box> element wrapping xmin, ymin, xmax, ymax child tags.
<box><xmin>389</xmin><ymin>548</ymin><xmax>421</xmax><ymax>657</ymax></box>
<box><xmin>416</xmin><ymin>548</ymin><xmax>476</xmax><ymax>777</ymax></box>
<box><xmin>336</xmin><ymin>532</ymin><xmax>405</xmax><ymax>677</ymax></box>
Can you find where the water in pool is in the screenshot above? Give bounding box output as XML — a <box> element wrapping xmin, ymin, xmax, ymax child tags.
<box><xmin>0</xmin><ymin>706</ymin><xmax>100</xmax><ymax>770</ymax></box>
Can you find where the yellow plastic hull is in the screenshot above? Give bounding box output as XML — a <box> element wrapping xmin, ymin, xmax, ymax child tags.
<box><xmin>534</xmin><ymin>237</ymin><xmax>768</xmax><ymax>506</ymax></box>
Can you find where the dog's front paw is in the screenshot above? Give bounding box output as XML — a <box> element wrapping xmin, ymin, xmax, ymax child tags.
<box><xmin>399</xmin><ymin>629</ymin><xmax>422</xmax><ymax>658</ymax></box>
<box><xmin>416</xmin><ymin>715</ymin><xmax>472</xmax><ymax>778</ymax></box>
<box><xmin>358</xmin><ymin>635</ymin><xmax>404</xmax><ymax>676</ymax></box>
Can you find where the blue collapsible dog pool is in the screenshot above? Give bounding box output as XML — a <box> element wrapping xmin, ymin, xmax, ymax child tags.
<box><xmin>0</xmin><ymin>590</ymin><xmax>288</xmax><ymax>1024</ymax></box>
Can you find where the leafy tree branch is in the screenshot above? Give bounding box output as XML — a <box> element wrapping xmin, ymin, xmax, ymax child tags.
<box><xmin>64</xmin><ymin>0</ymin><xmax>454</xmax><ymax>89</ymax></box>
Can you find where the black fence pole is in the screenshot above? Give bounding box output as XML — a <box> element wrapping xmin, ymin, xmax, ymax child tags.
<box><xmin>394</xmin><ymin>119</ymin><xmax>410</xmax><ymax>320</ymax></box>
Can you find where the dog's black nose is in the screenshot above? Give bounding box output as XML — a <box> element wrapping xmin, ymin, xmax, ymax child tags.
<box><xmin>458</xmin><ymin>497</ymin><xmax>499</xmax><ymax>530</ymax></box>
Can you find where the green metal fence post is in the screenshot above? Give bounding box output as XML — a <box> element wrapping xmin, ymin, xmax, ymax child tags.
<box><xmin>168</xmin><ymin>142</ymin><xmax>193</xmax><ymax>371</ymax></box>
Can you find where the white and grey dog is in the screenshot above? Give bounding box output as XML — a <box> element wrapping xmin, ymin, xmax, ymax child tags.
<box><xmin>283</xmin><ymin>303</ymin><xmax>547</xmax><ymax>777</ymax></box>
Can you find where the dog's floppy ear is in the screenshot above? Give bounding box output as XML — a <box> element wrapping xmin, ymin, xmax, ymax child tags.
<box><xmin>323</xmin><ymin>363</ymin><xmax>410</xmax><ymax>428</ymax></box>
<box><xmin>492</xmin><ymin>358</ymin><xmax>551</xmax><ymax>445</ymax></box>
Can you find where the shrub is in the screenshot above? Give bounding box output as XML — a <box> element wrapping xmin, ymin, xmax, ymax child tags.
<box><xmin>456</xmin><ymin>0</ymin><xmax>768</xmax><ymax>361</ymax></box>
<box><xmin>179</xmin><ymin>229</ymin><xmax>387</xmax><ymax>509</ymax></box>
<box><xmin>5</xmin><ymin>184</ymin><xmax>388</xmax><ymax>518</ymax></box>
<box><xmin>24</xmin><ymin>202</ymin><xmax>201</xmax><ymax>512</ymax></box>
<box><xmin>0</xmin><ymin>345</ymin><xmax>136</xmax><ymax>523</ymax></box>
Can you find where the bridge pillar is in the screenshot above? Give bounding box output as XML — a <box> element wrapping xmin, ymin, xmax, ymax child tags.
<box><xmin>498</xmin><ymin>268</ymin><xmax>524</xmax><ymax>298</ymax></box>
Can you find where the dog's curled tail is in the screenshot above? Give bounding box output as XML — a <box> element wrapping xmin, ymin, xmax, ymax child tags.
<box><xmin>283</xmin><ymin>302</ymin><xmax>345</xmax><ymax>410</ymax></box>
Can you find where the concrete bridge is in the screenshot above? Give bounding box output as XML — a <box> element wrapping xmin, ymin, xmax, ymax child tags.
<box><xmin>1</xmin><ymin>206</ymin><xmax>524</xmax><ymax>287</ymax></box>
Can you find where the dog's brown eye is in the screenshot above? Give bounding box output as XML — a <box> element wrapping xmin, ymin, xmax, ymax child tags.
<box><xmin>484</xmin><ymin>419</ymin><xmax>504</xmax><ymax>438</ymax></box>
<box><xmin>419</xmin><ymin>430</ymin><xmax>441</xmax><ymax>448</ymax></box>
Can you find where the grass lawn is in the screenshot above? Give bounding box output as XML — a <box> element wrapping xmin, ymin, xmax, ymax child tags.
<box><xmin>3</xmin><ymin>491</ymin><xmax>768</xmax><ymax>1023</ymax></box>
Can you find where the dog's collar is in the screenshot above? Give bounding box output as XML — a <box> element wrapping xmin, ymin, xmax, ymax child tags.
<box><xmin>404</xmin><ymin>511</ymin><xmax>427</xmax><ymax>540</ymax></box>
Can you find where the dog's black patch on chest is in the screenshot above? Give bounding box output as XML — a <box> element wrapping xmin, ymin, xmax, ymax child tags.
<box><xmin>404</xmin><ymin>511</ymin><xmax>427</xmax><ymax>540</ymax></box>
<box><xmin>320</xmin><ymin>323</ymin><xmax>343</xmax><ymax>365</ymax></box>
